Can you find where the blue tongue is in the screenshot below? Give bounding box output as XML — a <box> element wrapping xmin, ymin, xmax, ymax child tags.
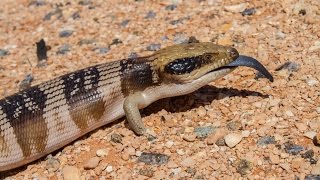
<box><xmin>226</xmin><ymin>55</ymin><xmax>274</xmax><ymax>82</ymax></box>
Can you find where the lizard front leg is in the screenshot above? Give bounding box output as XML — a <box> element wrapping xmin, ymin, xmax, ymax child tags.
<box><xmin>123</xmin><ymin>92</ymin><xmax>150</xmax><ymax>136</ymax></box>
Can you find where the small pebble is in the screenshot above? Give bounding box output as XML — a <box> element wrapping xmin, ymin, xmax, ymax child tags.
<box><xmin>301</xmin><ymin>150</ymin><xmax>317</xmax><ymax>164</ymax></box>
<box><xmin>186</xmin><ymin>167</ymin><xmax>196</xmax><ymax>176</ymax></box>
<box><xmin>126</xmin><ymin>147</ymin><xmax>136</xmax><ymax>156</ymax></box>
<box><xmin>194</xmin><ymin>126</ymin><xmax>215</xmax><ymax>138</ymax></box>
<box><xmin>241</xmin><ymin>130</ymin><xmax>250</xmax><ymax>138</ymax></box>
<box><xmin>43</xmin><ymin>8</ymin><xmax>62</xmax><ymax>21</ymax></box>
<box><xmin>206</xmin><ymin>128</ymin><xmax>227</xmax><ymax>145</ymax></box>
<box><xmin>110</xmin><ymin>133</ymin><xmax>122</xmax><ymax>143</ymax></box>
<box><xmin>299</xmin><ymin>9</ymin><xmax>306</xmax><ymax>15</ymax></box>
<box><xmin>284</xmin><ymin>142</ymin><xmax>304</xmax><ymax>155</ymax></box>
<box><xmin>57</xmin><ymin>44</ymin><xmax>71</xmax><ymax>55</ymax></box>
<box><xmin>224</xmin><ymin>133</ymin><xmax>243</xmax><ymax>148</ymax></box>
<box><xmin>78</xmin><ymin>39</ymin><xmax>96</xmax><ymax>45</ymax></box>
<box><xmin>46</xmin><ymin>157</ymin><xmax>60</xmax><ymax>172</ymax></box>
<box><xmin>279</xmin><ymin>163</ymin><xmax>291</xmax><ymax>171</ymax></box>
<box><xmin>19</xmin><ymin>74</ymin><xmax>33</xmax><ymax>90</ymax></box>
<box><xmin>145</xmin><ymin>11</ymin><xmax>156</xmax><ymax>19</ymax></box>
<box><xmin>226</xmin><ymin>121</ymin><xmax>242</xmax><ymax>131</ymax></box>
<box><xmin>269</xmin><ymin>154</ymin><xmax>280</xmax><ymax>164</ymax></box>
<box><xmin>139</xmin><ymin>167</ymin><xmax>154</xmax><ymax>177</ymax></box>
<box><xmin>120</xmin><ymin>19</ymin><xmax>130</xmax><ymax>27</ymax></box>
<box><xmin>241</xmin><ymin>8</ymin><xmax>256</xmax><ymax>16</ymax></box>
<box><xmin>110</xmin><ymin>38</ymin><xmax>123</xmax><ymax>46</ymax></box>
<box><xmin>183</xmin><ymin>133</ymin><xmax>197</xmax><ymax>142</ymax></box>
<box><xmin>180</xmin><ymin>157</ymin><xmax>195</xmax><ymax>167</ymax></box>
<box><xmin>173</xmin><ymin>33</ymin><xmax>189</xmax><ymax>44</ymax></box>
<box><xmin>121</xmin><ymin>152</ymin><xmax>130</xmax><ymax>161</ymax></box>
<box><xmin>146</xmin><ymin>43</ymin><xmax>161</xmax><ymax>51</ymax></box>
<box><xmin>165</xmin><ymin>140</ymin><xmax>174</xmax><ymax>148</ymax></box>
<box><xmin>95</xmin><ymin>47</ymin><xmax>110</xmax><ymax>54</ymax></box>
<box><xmin>285</xmin><ymin>110</ymin><xmax>294</xmax><ymax>117</ymax></box>
<box><xmin>136</xmin><ymin>150</ymin><xmax>142</xmax><ymax>157</ymax></box>
<box><xmin>128</xmin><ymin>52</ymin><xmax>139</xmax><ymax>59</ymax></box>
<box><xmin>305</xmin><ymin>175</ymin><xmax>320</xmax><ymax>180</ymax></box>
<box><xmin>275</xmin><ymin>31</ymin><xmax>286</xmax><ymax>40</ymax></box>
<box><xmin>236</xmin><ymin>159</ymin><xmax>252</xmax><ymax>175</ymax></box>
<box><xmin>170</xmin><ymin>18</ymin><xmax>185</xmax><ymax>25</ymax></box>
<box><xmin>269</xmin><ymin>98</ymin><xmax>281</xmax><ymax>107</ymax></box>
<box><xmin>177</xmin><ymin>149</ymin><xmax>185</xmax><ymax>155</ymax></box>
<box><xmin>215</xmin><ymin>138</ymin><xmax>226</xmax><ymax>146</ymax></box>
<box><xmin>63</xmin><ymin>166</ymin><xmax>81</xmax><ymax>180</ymax></box>
<box><xmin>275</xmin><ymin>61</ymin><xmax>300</xmax><ymax>72</ymax></box>
<box><xmin>291</xmin><ymin>158</ymin><xmax>304</xmax><ymax>169</ymax></box>
<box><xmin>59</xmin><ymin>30</ymin><xmax>74</xmax><ymax>38</ymax></box>
<box><xmin>167</xmin><ymin>161</ymin><xmax>178</xmax><ymax>168</ymax></box>
<box><xmin>306</xmin><ymin>79</ymin><xmax>319</xmax><ymax>86</ymax></box>
<box><xmin>224</xmin><ymin>3</ymin><xmax>247</xmax><ymax>13</ymax></box>
<box><xmin>295</xmin><ymin>123</ymin><xmax>308</xmax><ymax>132</ymax></box>
<box><xmin>28</xmin><ymin>0</ymin><xmax>46</xmax><ymax>6</ymax></box>
<box><xmin>0</xmin><ymin>49</ymin><xmax>9</xmax><ymax>57</ymax></box>
<box><xmin>84</xmin><ymin>157</ymin><xmax>100</xmax><ymax>169</ymax></box>
<box><xmin>257</xmin><ymin>136</ymin><xmax>276</xmax><ymax>146</ymax></box>
<box><xmin>301</xmin><ymin>150</ymin><xmax>314</xmax><ymax>159</ymax></box>
<box><xmin>105</xmin><ymin>165</ymin><xmax>113</xmax><ymax>173</ymax></box>
<box><xmin>96</xmin><ymin>149</ymin><xmax>108</xmax><ymax>157</ymax></box>
<box><xmin>171</xmin><ymin>167</ymin><xmax>182</xmax><ymax>175</ymax></box>
<box><xmin>165</xmin><ymin>4</ymin><xmax>177</xmax><ymax>11</ymax></box>
<box><xmin>188</xmin><ymin>36</ymin><xmax>200</xmax><ymax>43</ymax></box>
<box><xmin>313</xmin><ymin>132</ymin><xmax>320</xmax><ymax>146</ymax></box>
<box><xmin>309</xmin><ymin>41</ymin><xmax>320</xmax><ymax>52</ymax></box>
<box><xmin>79</xmin><ymin>0</ymin><xmax>91</xmax><ymax>5</ymax></box>
<box><xmin>138</xmin><ymin>152</ymin><xmax>169</xmax><ymax>165</ymax></box>
<box><xmin>71</xmin><ymin>12</ymin><xmax>80</xmax><ymax>19</ymax></box>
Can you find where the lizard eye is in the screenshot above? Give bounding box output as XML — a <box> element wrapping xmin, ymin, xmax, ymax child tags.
<box><xmin>164</xmin><ymin>57</ymin><xmax>200</xmax><ymax>75</ymax></box>
<box><xmin>203</xmin><ymin>53</ymin><xmax>213</xmax><ymax>61</ymax></box>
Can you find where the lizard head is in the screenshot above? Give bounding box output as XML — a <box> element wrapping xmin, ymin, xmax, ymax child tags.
<box><xmin>153</xmin><ymin>42</ymin><xmax>273</xmax><ymax>83</ymax></box>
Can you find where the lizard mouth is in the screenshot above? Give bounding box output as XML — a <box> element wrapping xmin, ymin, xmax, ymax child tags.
<box><xmin>215</xmin><ymin>55</ymin><xmax>274</xmax><ymax>82</ymax></box>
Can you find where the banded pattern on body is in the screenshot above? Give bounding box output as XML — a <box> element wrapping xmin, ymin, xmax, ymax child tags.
<box><xmin>0</xmin><ymin>58</ymin><xmax>157</xmax><ymax>171</ymax></box>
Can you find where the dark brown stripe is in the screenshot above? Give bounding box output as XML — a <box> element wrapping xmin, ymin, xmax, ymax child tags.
<box><xmin>68</xmin><ymin>89</ymin><xmax>105</xmax><ymax>131</ymax></box>
<box><xmin>62</xmin><ymin>67</ymin><xmax>101</xmax><ymax>102</ymax></box>
<box><xmin>0</xmin><ymin>87</ymin><xmax>48</xmax><ymax>157</ymax></box>
<box><xmin>62</xmin><ymin>67</ymin><xmax>106</xmax><ymax>130</ymax></box>
<box><xmin>120</xmin><ymin>58</ymin><xmax>158</xmax><ymax>96</ymax></box>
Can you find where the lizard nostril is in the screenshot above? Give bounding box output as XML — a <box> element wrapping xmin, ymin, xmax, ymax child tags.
<box><xmin>228</xmin><ymin>48</ymin><xmax>239</xmax><ymax>59</ymax></box>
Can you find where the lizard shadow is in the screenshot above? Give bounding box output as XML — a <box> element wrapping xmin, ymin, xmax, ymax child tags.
<box><xmin>142</xmin><ymin>85</ymin><xmax>270</xmax><ymax>115</ymax></box>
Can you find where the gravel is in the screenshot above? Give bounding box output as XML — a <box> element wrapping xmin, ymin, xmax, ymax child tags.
<box><xmin>59</xmin><ymin>30</ymin><xmax>74</xmax><ymax>38</ymax></box>
<box><xmin>146</xmin><ymin>43</ymin><xmax>161</xmax><ymax>51</ymax></box>
<box><xmin>1</xmin><ymin>0</ymin><xmax>319</xmax><ymax>179</ymax></box>
<box><xmin>56</xmin><ymin>44</ymin><xmax>71</xmax><ymax>55</ymax></box>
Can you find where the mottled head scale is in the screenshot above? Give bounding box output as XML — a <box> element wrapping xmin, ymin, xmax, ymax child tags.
<box><xmin>153</xmin><ymin>43</ymin><xmax>239</xmax><ymax>83</ymax></box>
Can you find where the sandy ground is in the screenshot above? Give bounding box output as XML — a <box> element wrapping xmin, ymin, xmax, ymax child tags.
<box><xmin>0</xmin><ymin>0</ymin><xmax>319</xmax><ymax>179</ymax></box>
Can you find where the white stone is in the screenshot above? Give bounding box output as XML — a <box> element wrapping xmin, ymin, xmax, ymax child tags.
<box><xmin>241</xmin><ymin>130</ymin><xmax>250</xmax><ymax>138</ymax></box>
<box><xmin>224</xmin><ymin>3</ymin><xmax>247</xmax><ymax>13</ymax></box>
<box><xmin>224</xmin><ymin>133</ymin><xmax>243</xmax><ymax>148</ymax></box>
<box><xmin>96</xmin><ymin>149</ymin><xmax>108</xmax><ymax>157</ymax></box>
<box><xmin>105</xmin><ymin>165</ymin><xmax>113</xmax><ymax>173</ymax></box>
<box><xmin>304</xmin><ymin>131</ymin><xmax>317</xmax><ymax>139</ymax></box>
<box><xmin>84</xmin><ymin>157</ymin><xmax>100</xmax><ymax>169</ymax></box>
<box><xmin>165</xmin><ymin>140</ymin><xmax>174</xmax><ymax>148</ymax></box>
